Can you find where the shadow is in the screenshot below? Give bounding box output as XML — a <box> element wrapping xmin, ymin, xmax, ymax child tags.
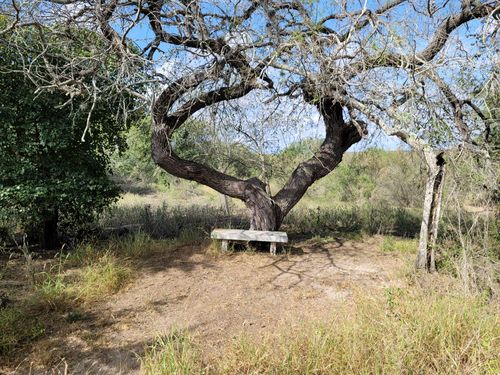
<box><xmin>229</xmin><ymin>241</ymin><xmax>287</xmax><ymax>254</ymax></box>
<box><xmin>284</xmin><ymin>245</ymin><xmax>304</xmax><ymax>255</ymax></box>
<box><xmin>256</xmin><ymin>236</ymin><xmax>374</xmax><ymax>290</ymax></box>
<box><xmin>115</xmin><ymin>178</ymin><xmax>156</xmax><ymax>196</ymax></box>
<box><xmin>11</xmin><ymin>339</ymin><xmax>148</xmax><ymax>375</ymax></box>
<box><xmin>135</xmin><ymin>243</ymin><xmax>219</xmax><ymax>275</ymax></box>
<box><xmin>7</xmin><ymin>295</ymin><xmax>217</xmax><ymax>374</ymax></box>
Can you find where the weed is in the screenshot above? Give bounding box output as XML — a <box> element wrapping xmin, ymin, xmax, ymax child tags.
<box><xmin>381</xmin><ymin>236</ymin><xmax>417</xmax><ymax>254</ymax></box>
<box><xmin>77</xmin><ymin>252</ymin><xmax>132</xmax><ymax>302</ymax></box>
<box><xmin>141</xmin><ymin>331</ymin><xmax>201</xmax><ymax>375</ymax></box>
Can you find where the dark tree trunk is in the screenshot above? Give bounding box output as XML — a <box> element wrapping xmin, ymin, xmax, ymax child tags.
<box><xmin>151</xmin><ymin>80</ymin><xmax>364</xmax><ymax>231</ymax></box>
<box><xmin>416</xmin><ymin>151</ymin><xmax>446</xmax><ymax>272</ymax></box>
<box><xmin>245</xmin><ymin>180</ymin><xmax>282</xmax><ymax>230</ymax></box>
<box><xmin>42</xmin><ymin>210</ymin><xmax>59</xmax><ymax>250</ymax></box>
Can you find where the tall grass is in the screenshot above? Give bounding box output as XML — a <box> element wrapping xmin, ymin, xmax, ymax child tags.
<box><xmin>284</xmin><ymin>205</ymin><xmax>422</xmax><ymax>237</ymax></box>
<box><xmin>100</xmin><ymin>203</ymin><xmax>249</xmax><ymax>239</ymax></box>
<box><xmin>100</xmin><ymin>202</ymin><xmax>422</xmax><ymax>239</ymax></box>
<box><xmin>140</xmin><ymin>289</ymin><xmax>500</xmax><ymax>375</ymax></box>
<box><xmin>76</xmin><ymin>251</ymin><xmax>131</xmax><ymax>302</ymax></box>
<box><xmin>0</xmin><ymin>237</ymin><xmax>140</xmax><ymax>356</ymax></box>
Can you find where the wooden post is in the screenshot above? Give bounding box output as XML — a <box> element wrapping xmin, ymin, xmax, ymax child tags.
<box><xmin>221</xmin><ymin>240</ymin><xmax>228</xmax><ymax>252</ymax></box>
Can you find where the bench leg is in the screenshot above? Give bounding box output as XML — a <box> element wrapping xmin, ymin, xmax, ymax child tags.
<box><xmin>221</xmin><ymin>240</ymin><xmax>229</xmax><ymax>252</ymax></box>
<box><xmin>270</xmin><ymin>242</ymin><xmax>276</xmax><ymax>256</ymax></box>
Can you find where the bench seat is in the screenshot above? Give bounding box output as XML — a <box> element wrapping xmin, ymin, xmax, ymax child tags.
<box><xmin>211</xmin><ymin>229</ymin><xmax>288</xmax><ymax>255</ymax></box>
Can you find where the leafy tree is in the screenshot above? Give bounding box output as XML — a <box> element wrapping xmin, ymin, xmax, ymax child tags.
<box><xmin>0</xmin><ymin>27</ymin><xmax>133</xmax><ymax>249</ymax></box>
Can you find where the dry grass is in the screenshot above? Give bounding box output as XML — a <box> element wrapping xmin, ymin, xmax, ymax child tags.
<box><xmin>0</xmin><ymin>235</ymin><xmax>147</xmax><ymax>356</ymax></box>
<box><xmin>140</xmin><ymin>287</ymin><xmax>500</xmax><ymax>375</ymax></box>
<box><xmin>76</xmin><ymin>251</ymin><xmax>132</xmax><ymax>302</ymax></box>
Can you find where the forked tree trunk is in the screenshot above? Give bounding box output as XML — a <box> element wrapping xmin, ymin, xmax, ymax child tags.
<box><xmin>415</xmin><ymin>151</ymin><xmax>446</xmax><ymax>272</ymax></box>
<box><xmin>152</xmin><ymin>88</ymin><xmax>363</xmax><ymax>231</ymax></box>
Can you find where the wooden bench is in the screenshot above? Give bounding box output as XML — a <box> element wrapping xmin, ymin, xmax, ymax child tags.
<box><xmin>211</xmin><ymin>229</ymin><xmax>288</xmax><ymax>255</ymax></box>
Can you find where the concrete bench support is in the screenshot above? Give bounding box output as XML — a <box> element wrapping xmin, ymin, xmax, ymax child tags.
<box><xmin>211</xmin><ymin>229</ymin><xmax>288</xmax><ymax>255</ymax></box>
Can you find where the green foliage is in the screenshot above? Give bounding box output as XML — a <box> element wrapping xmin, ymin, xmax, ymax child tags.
<box><xmin>112</xmin><ymin>117</ymin><xmax>261</xmax><ymax>187</ymax></box>
<box><xmin>0</xmin><ymin>27</ymin><xmax>133</xmax><ymax>238</ymax></box>
<box><xmin>112</xmin><ymin>117</ymin><xmax>171</xmax><ymax>186</ymax></box>
<box><xmin>275</xmin><ymin>145</ymin><xmax>425</xmax><ymax>207</ymax></box>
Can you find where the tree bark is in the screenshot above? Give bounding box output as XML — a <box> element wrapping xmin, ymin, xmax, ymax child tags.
<box><xmin>416</xmin><ymin>151</ymin><xmax>446</xmax><ymax>272</ymax></box>
<box><xmin>41</xmin><ymin>210</ymin><xmax>59</xmax><ymax>250</ymax></box>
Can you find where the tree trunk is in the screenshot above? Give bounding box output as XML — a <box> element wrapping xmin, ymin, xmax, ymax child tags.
<box><xmin>41</xmin><ymin>210</ymin><xmax>59</xmax><ymax>250</ymax></box>
<box><xmin>246</xmin><ymin>181</ymin><xmax>282</xmax><ymax>230</ymax></box>
<box><xmin>416</xmin><ymin>151</ymin><xmax>446</xmax><ymax>272</ymax></box>
<box><xmin>151</xmin><ymin>80</ymin><xmax>364</xmax><ymax>232</ymax></box>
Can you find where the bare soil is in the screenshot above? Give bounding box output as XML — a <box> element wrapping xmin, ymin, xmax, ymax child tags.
<box><xmin>4</xmin><ymin>236</ymin><xmax>407</xmax><ymax>374</ymax></box>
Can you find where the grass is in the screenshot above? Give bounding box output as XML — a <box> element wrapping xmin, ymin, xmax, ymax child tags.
<box><xmin>141</xmin><ymin>331</ymin><xmax>201</xmax><ymax>375</ymax></box>
<box><xmin>2</xmin><ymin>198</ymin><xmax>497</xmax><ymax>370</ymax></box>
<box><xmin>139</xmin><ymin>288</ymin><xmax>500</xmax><ymax>375</ymax></box>
<box><xmin>0</xmin><ymin>306</ymin><xmax>45</xmax><ymax>356</ymax></box>
<box><xmin>99</xmin><ymin>200</ymin><xmax>423</xmax><ymax>243</ymax></box>
<box><xmin>109</xmin><ymin>231</ymin><xmax>165</xmax><ymax>259</ymax></box>
<box><xmin>76</xmin><ymin>251</ymin><xmax>132</xmax><ymax>302</ymax></box>
<box><xmin>381</xmin><ymin>236</ymin><xmax>418</xmax><ymax>254</ymax></box>
<box><xmin>100</xmin><ymin>203</ymin><xmax>248</xmax><ymax>240</ymax></box>
<box><xmin>284</xmin><ymin>205</ymin><xmax>422</xmax><ymax>237</ymax></box>
<box><xmin>0</xmin><ymin>236</ymin><xmax>144</xmax><ymax>357</ymax></box>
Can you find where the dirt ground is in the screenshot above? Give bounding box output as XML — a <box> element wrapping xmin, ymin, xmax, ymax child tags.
<box><xmin>4</xmin><ymin>236</ymin><xmax>407</xmax><ymax>374</ymax></box>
